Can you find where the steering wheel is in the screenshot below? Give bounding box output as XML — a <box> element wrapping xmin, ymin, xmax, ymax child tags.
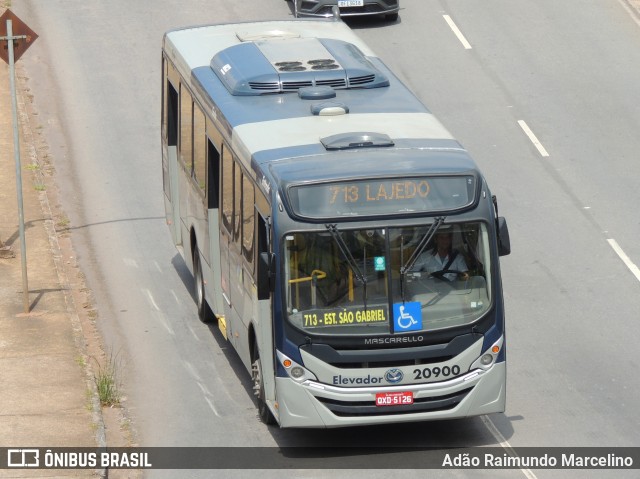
<box><xmin>429</xmin><ymin>269</ymin><xmax>466</xmax><ymax>282</ymax></box>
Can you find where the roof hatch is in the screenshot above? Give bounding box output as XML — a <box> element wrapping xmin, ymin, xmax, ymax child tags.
<box><xmin>211</xmin><ymin>37</ymin><xmax>389</xmax><ymax>96</ymax></box>
<box><xmin>321</xmin><ymin>132</ymin><xmax>394</xmax><ymax>150</ymax></box>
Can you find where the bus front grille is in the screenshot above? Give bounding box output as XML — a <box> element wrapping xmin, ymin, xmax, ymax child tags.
<box><xmin>300</xmin><ymin>334</ymin><xmax>481</xmax><ymax>370</ymax></box>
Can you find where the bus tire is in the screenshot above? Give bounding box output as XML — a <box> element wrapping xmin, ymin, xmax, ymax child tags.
<box><xmin>193</xmin><ymin>250</ymin><xmax>214</xmax><ymax>323</ymax></box>
<box><xmin>252</xmin><ymin>346</ymin><xmax>277</xmax><ymax>425</ymax></box>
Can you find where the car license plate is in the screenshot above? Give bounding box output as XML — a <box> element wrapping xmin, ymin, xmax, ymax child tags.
<box><xmin>338</xmin><ymin>0</ymin><xmax>364</xmax><ymax>7</ymax></box>
<box><xmin>375</xmin><ymin>391</ymin><xmax>413</xmax><ymax>407</ymax></box>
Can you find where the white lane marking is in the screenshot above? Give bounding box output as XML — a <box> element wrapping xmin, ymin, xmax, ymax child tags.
<box><xmin>618</xmin><ymin>0</ymin><xmax>640</xmax><ymax>28</ymax></box>
<box><xmin>143</xmin><ymin>289</ymin><xmax>175</xmax><ymax>334</ymax></box>
<box><xmin>204</xmin><ymin>396</ymin><xmax>221</xmax><ymax>417</ymax></box>
<box><xmin>517</xmin><ymin>120</ymin><xmax>550</xmax><ymax>157</ymax></box>
<box><xmin>142</xmin><ymin>288</ymin><xmax>160</xmax><ymax>311</ymax></box>
<box><xmin>607</xmin><ymin>239</ymin><xmax>640</xmax><ymax>282</ymax></box>
<box><xmin>197</xmin><ymin>380</ymin><xmax>222</xmax><ymax>417</ymax></box>
<box><xmin>123</xmin><ymin>257</ymin><xmax>139</xmax><ymax>268</ymax></box>
<box><xmin>481</xmin><ymin>416</ymin><xmax>539</xmax><ymax>479</ymax></box>
<box><xmin>443</xmin><ymin>15</ymin><xmax>473</xmax><ymax>50</ymax></box>
<box><xmin>183</xmin><ymin>360</ymin><xmax>203</xmax><ymax>382</ymax></box>
<box><xmin>187</xmin><ymin>323</ymin><xmax>201</xmax><ymax>341</ymax></box>
<box><xmin>171</xmin><ymin>290</ymin><xmax>181</xmax><ymax>305</ymax></box>
<box><xmin>152</xmin><ymin>310</ymin><xmax>175</xmax><ymax>336</ymax></box>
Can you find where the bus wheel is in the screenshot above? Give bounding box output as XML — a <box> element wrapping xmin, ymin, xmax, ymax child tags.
<box><xmin>252</xmin><ymin>348</ymin><xmax>277</xmax><ymax>425</ymax></box>
<box><xmin>193</xmin><ymin>251</ymin><xmax>213</xmax><ymax>323</ymax></box>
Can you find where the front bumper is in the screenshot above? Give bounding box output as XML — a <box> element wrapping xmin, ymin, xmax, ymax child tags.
<box><xmin>296</xmin><ymin>0</ymin><xmax>400</xmax><ymax>18</ymax></box>
<box><xmin>275</xmin><ymin>361</ymin><xmax>506</xmax><ymax>428</ymax></box>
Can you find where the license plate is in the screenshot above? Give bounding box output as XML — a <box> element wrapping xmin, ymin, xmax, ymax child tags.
<box><xmin>338</xmin><ymin>0</ymin><xmax>364</xmax><ymax>7</ymax></box>
<box><xmin>375</xmin><ymin>391</ymin><xmax>414</xmax><ymax>407</ymax></box>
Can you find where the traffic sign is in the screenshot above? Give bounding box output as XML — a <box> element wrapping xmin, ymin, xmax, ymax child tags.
<box><xmin>0</xmin><ymin>9</ymin><xmax>38</xmax><ymax>64</ymax></box>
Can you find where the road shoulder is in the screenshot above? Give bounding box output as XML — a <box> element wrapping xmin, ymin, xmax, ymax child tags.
<box><xmin>1</xmin><ymin>5</ymin><xmax>137</xmax><ymax>474</ymax></box>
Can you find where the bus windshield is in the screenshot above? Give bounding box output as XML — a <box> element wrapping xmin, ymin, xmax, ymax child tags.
<box><xmin>284</xmin><ymin>222</ymin><xmax>492</xmax><ymax>335</ymax></box>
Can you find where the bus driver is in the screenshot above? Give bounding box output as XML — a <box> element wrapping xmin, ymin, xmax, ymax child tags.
<box><xmin>413</xmin><ymin>231</ymin><xmax>470</xmax><ymax>281</ymax></box>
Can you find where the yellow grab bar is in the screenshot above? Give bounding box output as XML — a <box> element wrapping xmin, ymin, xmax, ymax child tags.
<box><xmin>288</xmin><ymin>270</ymin><xmax>327</xmax><ymax>284</ymax></box>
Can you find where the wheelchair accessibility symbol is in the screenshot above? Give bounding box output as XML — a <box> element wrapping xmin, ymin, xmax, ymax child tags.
<box><xmin>392</xmin><ymin>302</ymin><xmax>422</xmax><ymax>332</ymax></box>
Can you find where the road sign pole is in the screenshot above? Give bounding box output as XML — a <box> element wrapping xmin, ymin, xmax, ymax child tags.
<box><xmin>6</xmin><ymin>18</ymin><xmax>30</xmax><ymax>313</ymax></box>
<box><xmin>1</xmin><ymin>9</ymin><xmax>39</xmax><ymax>314</ymax></box>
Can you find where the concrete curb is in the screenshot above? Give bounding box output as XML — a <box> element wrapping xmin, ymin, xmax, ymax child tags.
<box><xmin>15</xmin><ymin>60</ymin><xmax>108</xmax><ymax>463</ymax></box>
<box><xmin>1</xmin><ymin>11</ymin><xmax>107</xmax><ymax>476</ymax></box>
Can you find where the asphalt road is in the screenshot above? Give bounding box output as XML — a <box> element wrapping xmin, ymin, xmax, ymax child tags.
<box><xmin>12</xmin><ymin>0</ymin><xmax>640</xmax><ymax>477</ymax></box>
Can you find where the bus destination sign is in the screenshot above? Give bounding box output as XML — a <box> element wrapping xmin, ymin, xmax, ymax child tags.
<box><xmin>329</xmin><ymin>179</ymin><xmax>431</xmax><ymax>205</ymax></box>
<box><xmin>302</xmin><ymin>305</ymin><xmax>389</xmax><ymax>328</ymax></box>
<box><xmin>289</xmin><ymin>176</ymin><xmax>475</xmax><ymax>218</ymax></box>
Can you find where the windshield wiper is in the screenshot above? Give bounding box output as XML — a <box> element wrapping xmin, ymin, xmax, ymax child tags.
<box><xmin>325</xmin><ymin>224</ymin><xmax>367</xmax><ymax>286</ymax></box>
<box><xmin>325</xmin><ymin>224</ymin><xmax>370</xmax><ymax>308</ymax></box>
<box><xmin>399</xmin><ymin>216</ymin><xmax>446</xmax><ymax>301</ymax></box>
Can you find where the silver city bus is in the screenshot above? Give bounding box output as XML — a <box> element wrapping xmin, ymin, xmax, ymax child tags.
<box><xmin>162</xmin><ymin>14</ymin><xmax>511</xmax><ymax>428</ymax></box>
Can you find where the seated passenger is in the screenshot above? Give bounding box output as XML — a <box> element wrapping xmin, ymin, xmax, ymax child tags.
<box><xmin>412</xmin><ymin>232</ymin><xmax>469</xmax><ymax>281</ymax></box>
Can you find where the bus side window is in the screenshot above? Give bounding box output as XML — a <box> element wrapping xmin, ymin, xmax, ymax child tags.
<box><xmin>256</xmin><ymin>214</ymin><xmax>272</xmax><ymax>300</ymax></box>
<box><xmin>207</xmin><ymin>139</ymin><xmax>220</xmax><ymax>209</ymax></box>
<box><xmin>242</xmin><ymin>175</ymin><xmax>255</xmax><ymax>267</ymax></box>
<box><xmin>233</xmin><ymin>162</ymin><xmax>242</xmax><ymax>242</ymax></box>
<box><xmin>162</xmin><ymin>60</ymin><xmax>178</xmax><ymax>202</ymax></box>
<box><xmin>193</xmin><ymin>104</ymin><xmax>206</xmax><ymax>193</ymax></box>
<box><xmin>179</xmin><ymin>85</ymin><xmax>193</xmax><ymax>174</ymax></box>
<box><xmin>221</xmin><ymin>145</ymin><xmax>233</xmax><ymax>232</ymax></box>
<box><xmin>165</xmin><ymin>74</ymin><xmax>178</xmax><ymax>148</ymax></box>
<box><xmin>258</xmin><ymin>215</ymin><xmax>269</xmax><ymax>254</ymax></box>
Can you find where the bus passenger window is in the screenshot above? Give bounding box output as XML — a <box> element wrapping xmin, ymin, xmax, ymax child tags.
<box><xmin>165</xmin><ymin>79</ymin><xmax>178</xmax><ymax>147</ymax></box>
<box><xmin>179</xmin><ymin>86</ymin><xmax>193</xmax><ymax>173</ymax></box>
<box><xmin>233</xmin><ymin>162</ymin><xmax>242</xmax><ymax>242</ymax></box>
<box><xmin>242</xmin><ymin>175</ymin><xmax>255</xmax><ymax>265</ymax></box>
<box><xmin>193</xmin><ymin>105</ymin><xmax>206</xmax><ymax>192</ymax></box>
<box><xmin>207</xmin><ymin>139</ymin><xmax>220</xmax><ymax>209</ymax></box>
<box><xmin>221</xmin><ymin>146</ymin><xmax>233</xmax><ymax>232</ymax></box>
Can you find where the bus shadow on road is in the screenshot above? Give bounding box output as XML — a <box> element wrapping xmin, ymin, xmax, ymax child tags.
<box><xmin>169</xmin><ymin>251</ymin><xmax>257</xmax><ymax>405</ymax></box>
<box><xmin>170</xmin><ymin>253</ymin><xmax>197</xmax><ymax>304</ymax></box>
<box><xmin>259</xmin><ymin>413</ymin><xmax>519</xmax><ymax>469</ymax></box>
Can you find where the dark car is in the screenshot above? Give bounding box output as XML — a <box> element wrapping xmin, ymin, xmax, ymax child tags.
<box><xmin>289</xmin><ymin>0</ymin><xmax>399</xmax><ymax>22</ymax></box>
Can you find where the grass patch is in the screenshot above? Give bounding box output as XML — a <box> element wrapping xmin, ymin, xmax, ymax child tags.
<box><xmin>92</xmin><ymin>350</ymin><xmax>122</xmax><ymax>407</ymax></box>
<box><xmin>56</xmin><ymin>215</ymin><xmax>70</xmax><ymax>229</ymax></box>
<box><xmin>75</xmin><ymin>355</ymin><xmax>86</xmax><ymax>368</ymax></box>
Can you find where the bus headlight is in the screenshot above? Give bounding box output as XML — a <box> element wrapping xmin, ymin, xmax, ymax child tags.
<box><xmin>276</xmin><ymin>350</ymin><xmax>317</xmax><ymax>383</ymax></box>
<box><xmin>480</xmin><ymin>354</ymin><xmax>494</xmax><ymax>366</ymax></box>
<box><xmin>470</xmin><ymin>336</ymin><xmax>503</xmax><ymax>371</ymax></box>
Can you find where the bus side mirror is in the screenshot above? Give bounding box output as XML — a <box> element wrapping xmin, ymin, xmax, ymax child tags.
<box><xmin>497</xmin><ymin>217</ymin><xmax>511</xmax><ymax>256</ymax></box>
<box><xmin>258</xmin><ymin>252</ymin><xmax>274</xmax><ymax>300</ymax></box>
